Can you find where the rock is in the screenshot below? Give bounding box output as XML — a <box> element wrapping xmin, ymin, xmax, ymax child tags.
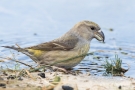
<box><xmin>38</xmin><ymin>73</ymin><xmax>45</xmax><ymax>78</ymax></box>
<box><xmin>118</xmin><ymin>85</ymin><xmax>122</xmax><ymax>89</ymax></box>
<box><xmin>62</xmin><ymin>85</ymin><xmax>73</xmax><ymax>90</ymax></box>
<box><xmin>7</xmin><ymin>75</ymin><xmax>16</xmax><ymax>80</ymax></box>
<box><xmin>0</xmin><ymin>83</ymin><xmax>6</xmax><ymax>88</ymax></box>
<box><xmin>18</xmin><ymin>77</ymin><xmax>23</xmax><ymax>81</ymax></box>
<box><xmin>54</xmin><ymin>83</ymin><xmax>78</xmax><ymax>90</ymax></box>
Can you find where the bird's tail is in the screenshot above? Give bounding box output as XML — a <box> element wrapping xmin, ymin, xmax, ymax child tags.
<box><xmin>2</xmin><ymin>46</ymin><xmax>26</xmax><ymax>52</ymax></box>
<box><xmin>2</xmin><ymin>46</ymin><xmax>39</xmax><ymax>63</ymax></box>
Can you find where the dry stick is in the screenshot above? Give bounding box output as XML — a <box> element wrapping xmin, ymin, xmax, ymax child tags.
<box><xmin>29</xmin><ymin>65</ymin><xmax>47</xmax><ymax>72</ymax></box>
<box><xmin>10</xmin><ymin>50</ymin><xmax>33</xmax><ymax>68</ymax></box>
<box><xmin>126</xmin><ymin>63</ymin><xmax>130</xmax><ymax>71</ymax></box>
<box><xmin>8</xmin><ymin>57</ymin><xmax>33</xmax><ymax>68</ymax></box>
<box><xmin>0</xmin><ymin>57</ymin><xmax>33</xmax><ymax>68</ymax></box>
<box><xmin>15</xmin><ymin>43</ymin><xmax>21</xmax><ymax>48</ymax></box>
<box><xmin>25</xmin><ymin>69</ymin><xmax>36</xmax><ymax>80</ymax></box>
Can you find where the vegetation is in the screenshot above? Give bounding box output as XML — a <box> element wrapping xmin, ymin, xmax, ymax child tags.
<box><xmin>104</xmin><ymin>55</ymin><xmax>128</xmax><ymax>76</ymax></box>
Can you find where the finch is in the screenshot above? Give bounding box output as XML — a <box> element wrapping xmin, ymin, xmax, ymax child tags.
<box><xmin>3</xmin><ymin>20</ymin><xmax>105</xmax><ymax>69</ymax></box>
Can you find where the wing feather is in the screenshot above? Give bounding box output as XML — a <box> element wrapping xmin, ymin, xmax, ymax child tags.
<box><xmin>25</xmin><ymin>34</ymin><xmax>78</xmax><ymax>51</ymax></box>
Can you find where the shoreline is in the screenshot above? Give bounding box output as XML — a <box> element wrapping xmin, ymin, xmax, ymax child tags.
<box><xmin>0</xmin><ymin>71</ymin><xmax>135</xmax><ymax>90</ymax></box>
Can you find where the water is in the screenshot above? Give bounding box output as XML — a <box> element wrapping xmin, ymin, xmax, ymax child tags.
<box><xmin>0</xmin><ymin>0</ymin><xmax>135</xmax><ymax>77</ymax></box>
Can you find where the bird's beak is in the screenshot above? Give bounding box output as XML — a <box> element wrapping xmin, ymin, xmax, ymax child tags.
<box><xmin>94</xmin><ymin>30</ymin><xmax>105</xmax><ymax>42</ymax></box>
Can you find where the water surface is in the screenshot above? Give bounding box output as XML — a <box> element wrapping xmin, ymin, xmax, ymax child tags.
<box><xmin>0</xmin><ymin>0</ymin><xmax>135</xmax><ymax>77</ymax></box>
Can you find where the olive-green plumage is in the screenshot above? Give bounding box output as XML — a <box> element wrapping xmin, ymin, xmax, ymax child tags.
<box><xmin>3</xmin><ymin>20</ymin><xmax>105</xmax><ymax>69</ymax></box>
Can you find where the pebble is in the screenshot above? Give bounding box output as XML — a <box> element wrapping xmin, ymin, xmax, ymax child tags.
<box><xmin>0</xmin><ymin>83</ymin><xmax>6</xmax><ymax>88</ymax></box>
<box><xmin>62</xmin><ymin>85</ymin><xmax>73</xmax><ymax>90</ymax></box>
<box><xmin>18</xmin><ymin>77</ymin><xmax>23</xmax><ymax>81</ymax></box>
<box><xmin>118</xmin><ymin>85</ymin><xmax>122</xmax><ymax>89</ymax></box>
<box><xmin>7</xmin><ymin>75</ymin><xmax>16</xmax><ymax>79</ymax></box>
<box><xmin>38</xmin><ymin>73</ymin><xmax>46</xmax><ymax>78</ymax></box>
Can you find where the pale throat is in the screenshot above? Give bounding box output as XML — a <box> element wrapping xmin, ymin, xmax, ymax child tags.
<box><xmin>79</xmin><ymin>43</ymin><xmax>90</xmax><ymax>54</ymax></box>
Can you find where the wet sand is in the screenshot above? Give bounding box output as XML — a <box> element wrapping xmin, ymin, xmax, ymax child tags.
<box><xmin>0</xmin><ymin>71</ymin><xmax>135</xmax><ymax>90</ymax></box>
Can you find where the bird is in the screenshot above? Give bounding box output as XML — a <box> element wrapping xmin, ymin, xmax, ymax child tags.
<box><xmin>3</xmin><ymin>20</ymin><xmax>105</xmax><ymax>69</ymax></box>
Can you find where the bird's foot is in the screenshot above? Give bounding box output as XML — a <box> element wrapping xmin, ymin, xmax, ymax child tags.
<box><xmin>51</xmin><ymin>66</ymin><xmax>68</xmax><ymax>73</ymax></box>
<box><xmin>51</xmin><ymin>66</ymin><xmax>78</xmax><ymax>75</ymax></box>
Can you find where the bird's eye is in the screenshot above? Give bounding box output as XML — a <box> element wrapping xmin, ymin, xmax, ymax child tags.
<box><xmin>91</xmin><ymin>27</ymin><xmax>95</xmax><ymax>30</ymax></box>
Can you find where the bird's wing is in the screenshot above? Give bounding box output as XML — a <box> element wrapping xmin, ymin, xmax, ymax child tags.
<box><xmin>25</xmin><ymin>36</ymin><xmax>79</xmax><ymax>51</ymax></box>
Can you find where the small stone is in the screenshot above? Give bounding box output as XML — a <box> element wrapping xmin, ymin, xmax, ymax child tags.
<box><xmin>38</xmin><ymin>73</ymin><xmax>45</xmax><ymax>78</ymax></box>
<box><xmin>3</xmin><ymin>71</ymin><xmax>8</xmax><ymax>76</ymax></box>
<box><xmin>62</xmin><ymin>85</ymin><xmax>73</xmax><ymax>90</ymax></box>
<box><xmin>0</xmin><ymin>83</ymin><xmax>6</xmax><ymax>88</ymax></box>
<box><xmin>7</xmin><ymin>75</ymin><xmax>16</xmax><ymax>79</ymax></box>
<box><xmin>18</xmin><ymin>77</ymin><xmax>23</xmax><ymax>81</ymax></box>
<box><xmin>118</xmin><ymin>85</ymin><xmax>122</xmax><ymax>89</ymax></box>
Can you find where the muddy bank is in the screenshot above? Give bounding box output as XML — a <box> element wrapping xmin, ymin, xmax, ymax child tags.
<box><xmin>0</xmin><ymin>71</ymin><xmax>135</xmax><ymax>90</ymax></box>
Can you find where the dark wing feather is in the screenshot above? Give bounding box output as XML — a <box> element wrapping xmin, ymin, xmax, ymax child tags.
<box><xmin>25</xmin><ymin>35</ymin><xmax>78</xmax><ymax>51</ymax></box>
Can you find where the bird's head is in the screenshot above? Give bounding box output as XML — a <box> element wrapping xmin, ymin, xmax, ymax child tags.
<box><xmin>73</xmin><ymin>20</ymin><xmax>105</xmax><ymax>42</ymax></box>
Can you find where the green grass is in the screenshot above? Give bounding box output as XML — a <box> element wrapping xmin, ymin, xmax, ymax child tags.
<box><xmin>104</xmin><ymin>55</ymin><xmax>128</xmax><ymax>76</ymax></box>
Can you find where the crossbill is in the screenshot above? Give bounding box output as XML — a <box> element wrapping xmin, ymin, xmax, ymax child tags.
<box><xmin>3</xmin><ymin>20</ymin><xmax>105</xmax><ymax>69</ymax></box>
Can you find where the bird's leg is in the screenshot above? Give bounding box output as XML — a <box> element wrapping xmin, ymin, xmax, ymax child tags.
<box><xmin>51</xmin><ymin>66</ymin><xmax>77</xmax><ymax>75</ymax></box>
<box><xmin>51</xmin><ymin>66</ymin><xmax>68</xmax><ymax>73</ymax></box>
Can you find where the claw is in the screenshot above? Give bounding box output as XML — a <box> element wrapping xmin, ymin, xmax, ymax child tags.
<box><xmin>51</xmin><ymin>66</ymin><xmax>68</xmax><ymax>73</ymax></box>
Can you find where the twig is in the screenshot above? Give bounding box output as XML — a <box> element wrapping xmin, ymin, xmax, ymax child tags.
<box><xmin>15</xmin><ymin>43</ymin><xmax>21</xmax><ymax>48</ymax></box>
<box><xmin>29</xmin><ymin>65</ymin><xmax>49</xmax><ymax>72</ymax></box>
<box><xmin>0</xmin><ymin>57</ymin><xmax>33</xmax><ymax>68</ymax></box>
<box><xmin>126</xmin><ymin>63</ymin><xmax>130</xmax><ymax>71</ymax></box>
<box><xmin>25</xmin><ymin>69</ymin><xmax>35</xmax><ymax>80</ymax></box>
